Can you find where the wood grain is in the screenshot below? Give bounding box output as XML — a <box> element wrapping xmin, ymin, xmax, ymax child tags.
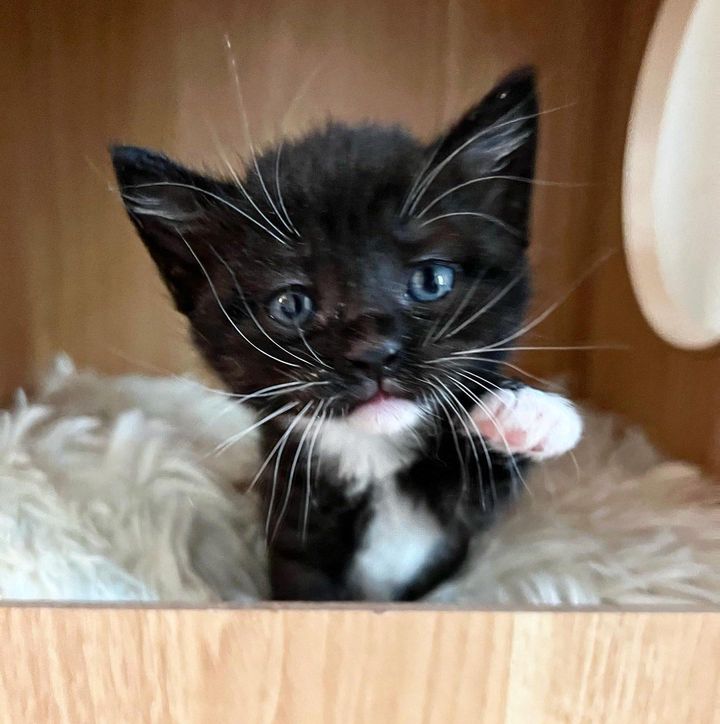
<box><xmin>1</xmin><ymin>607</ymin><xmax>719</xmax><ymax>724</ymax></box>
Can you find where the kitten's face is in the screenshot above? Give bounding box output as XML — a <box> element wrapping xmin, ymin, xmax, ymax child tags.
<box><xmin>112</xmin><ymin>69</ymin><xmax>536</xmax><ymax>435</ymax></box>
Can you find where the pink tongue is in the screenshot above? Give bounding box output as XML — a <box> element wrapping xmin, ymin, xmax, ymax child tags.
<box><xmin>359</xmin><ymin>391</ymin><xmax>393</xmax><ymax>409</ymax></box>
<box><xmin>348</xmin><ymin>394</ymin><xmax>420</xmax><ymax>434</ymax></box>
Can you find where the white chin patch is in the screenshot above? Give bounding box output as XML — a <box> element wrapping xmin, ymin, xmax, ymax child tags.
<box><xmin>347</xmin><ymin>397</ymin><xmax>422</xmax><ymax>436</ymax></box>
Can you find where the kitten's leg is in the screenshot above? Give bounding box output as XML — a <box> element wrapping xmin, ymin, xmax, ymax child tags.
<box><xmin>469</xmin><ymin>385</ymin><xmax>582</xmax><ymax>460</ymax></box>
<box><xmin>263</xmin><ymin>460</ymin><xmax>366</xmax><ymax>601</ymax></box>
<box><xmin>269</xmin><ymin>555</ymin><xmax>351</xmax><ymax>601</ymax></box>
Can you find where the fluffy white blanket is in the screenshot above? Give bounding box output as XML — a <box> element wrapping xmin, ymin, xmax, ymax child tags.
<box><xmin>1</xmin><ymin>357</ymin><xmax>718</xmax><ymax>605</ymax></box>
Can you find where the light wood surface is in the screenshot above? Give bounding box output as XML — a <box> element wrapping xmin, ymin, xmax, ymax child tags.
<box><xmin>1</xmin><ymin>607</ymin><xmax>718</xmax><ymax>724</ymax></box>
<box><xmin>2</xmin><ymin>0</ymin><xmax>719</xmax><ymax>473</ymax></box>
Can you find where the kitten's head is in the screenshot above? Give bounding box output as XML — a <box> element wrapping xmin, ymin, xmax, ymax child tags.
<box><xmin>112</xmin><ymin>68</ymin><xmax>537</xmax><ymax>436</ymax></box>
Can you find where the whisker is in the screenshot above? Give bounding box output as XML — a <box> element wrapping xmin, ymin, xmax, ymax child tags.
<box><xmin>445</xmin><ymin>368</ymin><xmax>506</xmax><ymax>404</ymax></box>
<box><xmin>209</xmin><ymin>245</ymin><xmax>313</xmax><ymax>367</ymax></box>
<box><xmin>400</xmin><ymin>136</ymin><xmax>444</xmax><ymax>218</ymax></box>
<box><xmin>418</xmin><ymin>211</ymin><xmax>523</xmax><ymax>239</ymax></box>
<box><xmin>445</xmin><ymin>270</ymin><xmax>525</xmax><ymax>340</ymax></box>
<box><xmin>404</xmin><ymin>99</ymin><xmax>532</xmax><ymax>216</ymax></box>
<box><xmin>418</xmin><ymin>391</ymin><xmax>443</xmax><ymax>443</ymax></box>
<box><xmin>297</xmin><ymin>326</ymin><xmax>329</xmax><ymax>368</ymax></box>
<box><xmin>568</xmin><ymin>448</ymin><xmax>582</xmax><ymax>487</ymax></box>
<box><xmin>214</xmin><ymin>401</ymin><xmax>298</xmax><ymax>454</ymax></box>
<box><xmin>223</xmin><ymin>34</ymin><xmax>291</xmax><ymax>239</ymax></box>
<box><xmin>206</xmin><ymin>123</ymin><xmax>291</xmax><ymax>243</ymax></box>
<box><xmin>239</xmin><ymin>379</ymin><xmax>328</xmax><ymax>402</ymax></box>
<box><xmin>420</xmin><ymin>314</ymin><xmax>444</xmax><ymax>350</ymax></box>
<box><xmin>271</xmin><ymin>401</ymin><xmax>324</xmax><ymax>543</ymax></box>
<box><xmin>443</xmin><ymin>371</ymin><xmax>529</xmax><ymax>498</ymax></box>
<box><xmin>415</xmin><ymin>174</ymin><xmax>588</xmax><ymax>220</ymax></box>
<box><xmin>405</xmin><ymin>102</ymin><xmax>576</xmax><ymax>217</ymax></box>
<box><xmin>449</xmin><ymin>356</ymin><xmax>560</xmax><ymax>391</ymax></box>
<box><xmin>449</xmin><ymin>344</ymin><xmax>626</xmax><ymax>357</ymax></box>
<box><xmin>425</xmin><ymin>387</ymin><xmax>470</xmax><ymax>495</ymax></box>
<box><xmin>485</xmin><ymin>344</ymin><xmax>625</xmax><ymax>353</ymax></box>
<box><xmin>176</xmin><ymin>232</ymin><xmax>302</xmax><ymax>368</ymax></box>
<box><xmin>172</xmin><ymin>377</ymin><xmax>318</xmax><ymax>404</ymax></box>
<box><xmin>429</xmin><ymin>374</ymin><xmax>493</xmax><ymax>508</ymax></box>
<box><xmin>263</xmin><ymin>402</ymin><xmax>313</xmax><ymax>537</ymax></box>
<box><xmin>124</xmin><ymin>182</ymin><xmax>288</xmax><ymax>245</ymax></box>
<box><xmin>272</xmin><ymin>57</ymin><xmax>330</xmax><ymax>238</ymax></box>
<box><xmin>251</xmin><ymin>400</ymin><xmax>310</xmax><ymax>496</ymax></box>
<box><xmin>427</xmin><ymin>273</ymin><xmax>485</xmax><ymax>346</ymax></box>
<box><xmin>302</xmin><ymin>403</ymin><xmax>330</xmax><ymax>544</ymax></box>
<box><xmin>479</xmin><ymin>250</ymin><xmax>617</xmax><ymax>352</ymax></box>
<box><xmin>274</xmin><ymin>142</ymin><xmax>300</xmax><ymax>237</ymax></box>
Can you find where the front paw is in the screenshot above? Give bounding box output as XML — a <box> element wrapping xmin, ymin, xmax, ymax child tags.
<box><xmin>469</xmin><ymin>386</ymin><xmax>582</xmax><ymax>460</ymax></box>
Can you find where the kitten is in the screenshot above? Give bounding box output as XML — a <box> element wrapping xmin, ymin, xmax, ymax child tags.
<box><xmin>112</xmin><ymin>68</ymin><xmax>582</xmax><ymax>601</ymax></box>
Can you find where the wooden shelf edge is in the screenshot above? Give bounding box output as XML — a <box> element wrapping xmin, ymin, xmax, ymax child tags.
<box><xmin>2</xmin><ymin>608</ymin><xmax>718</xmax><ymax>722</ymax></box>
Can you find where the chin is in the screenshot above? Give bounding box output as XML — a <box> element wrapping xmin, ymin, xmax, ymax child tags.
<box><xmin>346</xmin><ymin>396</ymin><xmax>423</xmax><ymax>436</ymax></box>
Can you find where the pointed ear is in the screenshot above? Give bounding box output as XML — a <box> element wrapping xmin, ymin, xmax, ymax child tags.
<box><xmin>410</xmin><ymin>67</ymin><xmax>538</xmax><ymax>238</ymax></box>
<box><xmin>111</xmin><ymin>145</ymin><xmax>222</xmax><ymax>314</ymax></box>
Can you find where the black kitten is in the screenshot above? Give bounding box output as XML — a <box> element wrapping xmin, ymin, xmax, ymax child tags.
<box><xmin>112</xmin><ymin>68</ymin><xmax>577</xmax><ymax>601</ymax></box>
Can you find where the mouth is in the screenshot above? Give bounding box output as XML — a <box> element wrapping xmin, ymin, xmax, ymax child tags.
<box><xmin>346</xmin><ymin>379</ymin><xmax>422</xmax><ymax>435</ymax></box>
<box><xmin>348</xmin><ymin>377</ymin><xmax>410</xmax><ymax>411</ymax></box>
<box><xmin>353</xmin><ymin>389</ymin><xmax>394</xmax><ymax>411</ymax></box>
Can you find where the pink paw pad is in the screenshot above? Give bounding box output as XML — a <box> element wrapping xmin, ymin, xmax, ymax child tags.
<box><xmin>469</xmin><ymin>387</ymin><xmax>582</xmax><ymax>460</ymax></box>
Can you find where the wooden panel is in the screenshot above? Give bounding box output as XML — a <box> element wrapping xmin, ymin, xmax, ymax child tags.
<box><xmin>2</xmin><ymin>607</ymin><xmax>719</xmax><ymax>723</ymax></box>
<box><xmin>0</xmin><ymin>0</ymin><xmax>198</xmax><ymax>392</ymax></box>
<box><xmin>0</xmin><ymin>0</ymin><xmax>655</xmax><ymax>388</ymax></box>
<box><xmin>0</xmin><ymin>5</ymin><xmax>33</xmax><ymax>400</ymax></box>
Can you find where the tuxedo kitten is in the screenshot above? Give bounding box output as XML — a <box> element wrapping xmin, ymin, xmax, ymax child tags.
<box><xmin>112</xmin><ymin>68</ymin><xmax>582</xmax><ymax>601</ymax></box>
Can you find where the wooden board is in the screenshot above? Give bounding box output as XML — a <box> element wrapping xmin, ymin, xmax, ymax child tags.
<box><xmin>2</xmin><ymin>607</ymin><xmax>719</xmax><ymax>723</ymax></box>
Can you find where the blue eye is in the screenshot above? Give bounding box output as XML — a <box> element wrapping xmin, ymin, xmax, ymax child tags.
<box><xmin>408</xmin><ymin>262</ymin><xmax>455</xmax><ymax>302</ymax></box>
<box><xmin>268</xmin><ymin>289</ymin><xmax>315</xmax><ymax>327</ymax></box>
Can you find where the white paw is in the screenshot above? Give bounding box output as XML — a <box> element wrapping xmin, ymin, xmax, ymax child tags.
<box><xmin>469</xmin><ymin>386</ymin><xmax>583</xmax><ymax>460</ymax></box>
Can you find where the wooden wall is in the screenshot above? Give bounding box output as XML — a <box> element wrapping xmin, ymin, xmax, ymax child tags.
<box><xmin>3</xmin><ymin>0</ymin><xmax>717</xmax><ymax>474</ymax></box>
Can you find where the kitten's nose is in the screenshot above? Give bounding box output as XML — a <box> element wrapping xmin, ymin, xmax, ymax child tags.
<box><xmin>345</xmin><ymin>337</ymin><xmax>402</xmax><ymax>375</ymax></box>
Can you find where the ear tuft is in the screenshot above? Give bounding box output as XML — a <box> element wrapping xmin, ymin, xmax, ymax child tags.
<box><xmin>110</xmin><ymin>145</ymin><xmax>224</xmax><ymax>315</ymax></box>
<box><xmin>491</xmin><ymin>66</ymin><xmax>536</xmax><ymax>100</ymax></box>
<box><xmin>111</xmin><ymin>144</ymin><xmax>175</xmax><ymax>185</ymax></box>
<box><xmin>432</xmin><ymin>67</ymin><xmax>538</xmax><ymax>179</ymax></box>
<box><xmin>406</xmin><ymin>66</ymin><xmax>539</xmax><ymax>238</ymax></box>
<box><xmin>110</xmin><ymin>145</ymin><xmax>209</xmax><ymax>225</ymax></box>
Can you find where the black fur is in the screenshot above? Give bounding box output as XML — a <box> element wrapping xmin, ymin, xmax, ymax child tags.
<box><xmin>112</xmin><ymin>68</ymin><xmax>538</xmax><ymax>601</ymax></box>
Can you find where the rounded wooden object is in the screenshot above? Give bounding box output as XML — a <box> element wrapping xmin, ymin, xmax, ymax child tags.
<box><xmin>623</xmin><ymin>0</ymin><xmax>720</xmax><ymax>349</ymax></box>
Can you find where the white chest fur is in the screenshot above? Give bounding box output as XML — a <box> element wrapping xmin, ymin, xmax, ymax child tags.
<box><xmin>314</xmin><ymin>417</ymin><xmax>445</xmax><ymax>599</ymax></box>
<box><xmin>315</xmin><ymin>418</ymin><xmax>419</xmax><ymax>493</ymax></box>
<box><xmin>349</xmin><ymin>481</ymin><xmax>445</xmax><ymax>600</ymax></box>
